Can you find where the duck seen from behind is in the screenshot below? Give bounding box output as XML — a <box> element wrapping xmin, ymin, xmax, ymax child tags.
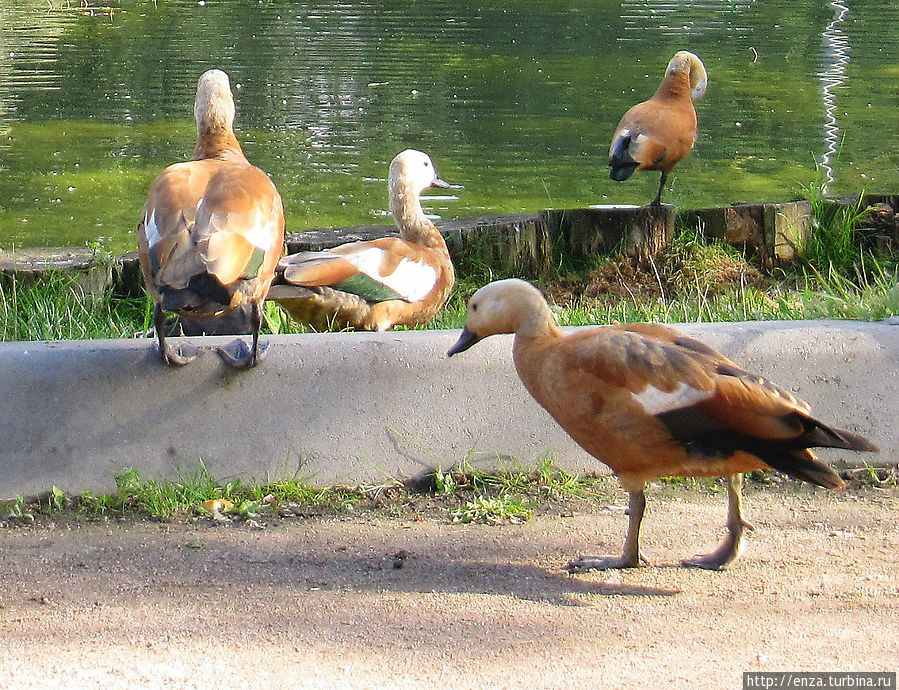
<box><xmin>609</xmin><ymin>50</ymin><xmax>707</xmax><ymax>207</ymax></box>
<box><xmin>448</xmin><ymin>279</ymin><xmax>878</xmax><ymax>571</ymax></box>
<box><xmin>268</xmin><ymin>149</ymin><xmax>455</xmax><ymax>332</ymax></box>
<box><xmin>137</xmin><ymin>69</ymin><xmax>285</xmax><ymax>369</ymax></box>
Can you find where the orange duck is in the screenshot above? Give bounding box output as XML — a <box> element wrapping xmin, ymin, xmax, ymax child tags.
<box><xmin>267</xmin><ymin>149</ymin><xmax>455</xmax><ymax>332</ymax></box>
<box><xmin>609</xmin><ymin>50</ymin><xmax>707</xmax><ymax>206</ymax></box>
<box><xmin>137</xmin><ymin>69</ymin><xmax>285</xmax><ymax>369</ymax></box>
<box><xmin>448</xmin><ymin>279</ymin><xmax>878</xmax><ymax>570</ymax></box>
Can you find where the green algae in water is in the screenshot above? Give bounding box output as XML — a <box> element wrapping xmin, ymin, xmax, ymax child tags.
<box><xmin>0</xmin><ymin>0</ymin><xmax>897</xmax><ymax>253</ymax></box>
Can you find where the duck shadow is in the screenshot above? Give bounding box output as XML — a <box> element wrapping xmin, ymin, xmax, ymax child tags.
<box><xmin>201</xmin><ymin>544</ymin><xmax>682</xmax><ymax>605</ymax></box>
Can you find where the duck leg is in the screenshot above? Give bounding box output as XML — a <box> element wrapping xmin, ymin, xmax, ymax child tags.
<box><xmin>566</xmin><ymin>490</ymin><xmax>650</xmax><ymax>572</ymax></box>
<box><xmin>649</xmin><ymin>171</ymin><xmax>668</xmax><ymax>207</ymax></box>
<box><xmin>216</xmin><ymin>302</ymin><xmax>269</xmax><ymax>369</ymax></box>
<box><xmin>154</xmin><ymin>304</ymin><xmax>200</xmax><ymax>366</ymax></box>
<box><xmin>682</xmin><ymin>473</ymin><xmax>756</xmax><ymax>570</ymax></box>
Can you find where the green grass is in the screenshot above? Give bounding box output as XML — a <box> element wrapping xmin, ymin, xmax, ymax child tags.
<box><xmin>0</xmin><ymin>272</ymin><xmax>150</xmax><ymax>341</ymax></box>
<box><xmin>450</xmin><ymin>495</ymin><xmax>534</xmax><ymax>525</ymax></box>
<box><xmin>1</xmin><ymin>190</ymin><xmax>895</xmax><ymax>342</ymax></box>
<box><xmin>3</xmin><ymin>458</ymin><xmax>894</xmax><ymax>528</ymax></box>
<box><xmin>0</xmin><ymin>457</ymin><xmax>613</xmax><ymax>525</ymax></box>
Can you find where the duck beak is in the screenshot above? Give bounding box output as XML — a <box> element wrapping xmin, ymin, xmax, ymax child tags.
<box><xmin>447</xmin><ymin>328</ymin><xmax>481</xmax><ymax>357</ymax></box>
<box><xmin>431</xmin><ymin>175</ymin><xmax>452</xmax><ymax>190</ymax></box>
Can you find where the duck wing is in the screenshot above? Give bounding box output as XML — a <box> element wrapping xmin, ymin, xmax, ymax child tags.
<box><xmin>570</xmin><ymin>323</ymin><xmax>873</xmax><ymax>487</ymax></box>
<box><xmin>139</xmin><ymin>160</ymin><xmax>284</xmax><ymax>312</ymax></box>
<box><xmin>278</xmin><ymin>237</ymin><xmax>438</xmax><ymax>304</ymax></box>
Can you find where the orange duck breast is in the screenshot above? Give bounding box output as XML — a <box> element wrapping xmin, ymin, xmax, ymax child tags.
<box><xmin>268</xmin><ymin>149</ymin><xmax>455</xmax><ymax>332</ymax></box>
<box><xmin>609</xmin><ymin>50</ymin><xmax>707</xmax><ymax>206</ymax></box>
<box><xmin>137</xmin><ymin>69</ymin><xmax>285</xmax><ymax>368</ymax></box>
<box><xmin>448</xmin><ymin>279</ymin><xmax>878</xmax><ymax>571</ymax></box>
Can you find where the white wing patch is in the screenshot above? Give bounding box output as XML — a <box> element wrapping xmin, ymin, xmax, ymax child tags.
<box><xmin>631</xmin><ymin>132</ymin><xmax>650</xmax><ymax>155</ymax></box>
<box><xmin>143</xmin><ymin>210</ymin><xmax>162</xmax><ymax>249</ymax></box>
<box><xmin>242</xmin><ymin>209</ymin><xmax>278</xmax><ymax>251</ymax></box>
<box><xmin>632</xmin><ymin>383</ymin><xmax>711</xmax><ymax>416</ymax></box>
<box><xmin>348</xmin><ymin>247</ymin><xmax>437</xmax><ymax>302</ymax></box>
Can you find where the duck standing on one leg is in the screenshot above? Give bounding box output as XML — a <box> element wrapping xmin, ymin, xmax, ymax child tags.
<box><xmin>267</xmin><ymin>149</ymin><xmax>455</xmax><ymax>332</ymax></box>
<box><xmin>609</xmin><ymin>50</ymin><xmax>707</xmax><ymax>207</ymax></box>
<box><xmin>137</xmin><ymin>69</ymin><xmax>285</xmax><ymax>369</ymax></box>
<box><xmin>448</xmin><ymin>279</ymin><xmax>878</xmax><ymax>571</ymax></box>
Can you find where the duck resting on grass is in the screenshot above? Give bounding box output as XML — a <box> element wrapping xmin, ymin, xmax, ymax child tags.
<box><xmin>267</xmin><ymin>149</ymin><xmax>455</xmax><ymax>332</ymax></box>
<box><xmin>609</xmin><ymin>50</ymin><xmax>707</xmax><ymax>207</ymax></box>
<box><xmin>447</xmin><ymin>279</ymin><xmax>878</xmax><ymax>571</ymax></box>
<box><xmin>137</xmin><ymin>69</ymin><xmax>285</xmax><ymax>369</ymax></box>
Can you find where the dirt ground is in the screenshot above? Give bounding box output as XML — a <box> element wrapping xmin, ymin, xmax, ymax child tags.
<box><xmin>1</xmin><ymin>482</ymin><xmax>896</xmax><ymax>689</ymax></box>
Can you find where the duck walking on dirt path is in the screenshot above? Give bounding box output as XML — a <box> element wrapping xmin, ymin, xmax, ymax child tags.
<box><xmin>448</xmin><ymin>279</ymin><xmax>878</xmax><ymax>571</ymax></box>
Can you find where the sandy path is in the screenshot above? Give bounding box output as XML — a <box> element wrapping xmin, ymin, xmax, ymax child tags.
<box><xmin>1</xmin><ymin>485</ymin><xmax>896</xmax><ymax>689</ymax></box>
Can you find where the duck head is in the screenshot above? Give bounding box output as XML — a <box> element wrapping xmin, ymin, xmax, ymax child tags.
<box><xmin>390</xmin><ymin>149</ymin><xmax>450</xmax><ymax>198</ymax></box>
<box><xmin>666</xmin><ymin>51</ymin><xmax>708</xmax><ymax>100</ymax></box>
<box><xmin>194</xmin><ymin>69</ymin><xmax>237</xmax><ymax>135</ymax></box>
<box><xmin>389</xmin><ymin>149</ymin><xmax>452</xmax><ymax>234</ymax></box>
<box><xmin>448</xmin><ymin>278</ymin><xmax>556</xmax><ymax>356</ymax></box>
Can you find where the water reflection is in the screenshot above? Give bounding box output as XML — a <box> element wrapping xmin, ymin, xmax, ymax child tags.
<box><xmin>619</xmin><ymin>0</ymin><xmax>756</xmax><ymax>37</ymax></box>
<box><xmin>817</xmin><ymin>0</ymin><xmax>851</xmax><ymax>193</ymax></box>
<box><xmin>0</xmin><ymin>0</ymin><xmax>895</xmax><ymax>251</ymax></box>
<box><xmin>0</xmin><ymin>3</ymin><xmax>73</xmax><ymax>133</ymax></box>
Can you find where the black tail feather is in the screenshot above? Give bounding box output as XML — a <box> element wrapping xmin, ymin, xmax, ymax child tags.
<box><xmin>609</xmin><ymin>134</ymin><xmax>638</xmax><ymax>181</ymax></box>
<box><xmin>800</xmin><ymin>422</ymin><xmax>880</xmax><ymax>453</ymax></box>
<box><xmin>758</xmin><ymin>449</ymin><xmax>846</xmax><ymax>490</ymax></box>
<box><xmin>673</xmin><ymin>416</ymin><xmax>877</xmax><ymax>491</ymax></box>
<box><xmin>161</xmin><ymin>273</ymin><xmax>232</xmax><ymax>314</ymax></box>
<box><xmin>610</xmin><ymin>163</ymin><xmax>638</xmax><ymax>182</ymax></box>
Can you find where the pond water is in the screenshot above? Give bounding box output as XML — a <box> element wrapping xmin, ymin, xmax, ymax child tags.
<box><xmin>0</xmin><ymin>0</ymin><xmax>897</xmax><ymax>253</ymax></box>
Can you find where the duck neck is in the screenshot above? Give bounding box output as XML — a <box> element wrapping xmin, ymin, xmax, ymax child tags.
<box><xmin>512</xmin><ymin>311</ymin><xmax>563</xmax><ymax>381</ymax></box>
<box><xmin>192</xmin><ymin>126</ymin><xmax>246</xmax><ymax>162</ymax></box>
<box><xmin>515</xmin><ymin>298</ymin><xmax>564</xmax><ymax>342</ymax></box>
<box><xmin>391</xmin><ymin>187</ymin><xmax>446</xmax><ymax>250</ymax></box>
<box><xmin>653</xmin><ymin>71</ymin><xmax>692</xmax><ymax>102</ymax></box>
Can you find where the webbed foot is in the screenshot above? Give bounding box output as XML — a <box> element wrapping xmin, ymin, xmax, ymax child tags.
<box><xmin>681</xmin><ymin>519</ymin><xmax>754</xmax><ymax>571</ymax></box>
<box><xmin>158</xmin><ymin>341</ymin><xmax>201</xmax><ymax>367</ymax></box>
<box><xmin>565</xmin><ymin>552</ymin><xmax>649</xmax><ymax>573</ymax></box>
<box><xmin>216</xmin><ymin>338</ymin><xmax>268</xmax><ymax>369</ymax></box>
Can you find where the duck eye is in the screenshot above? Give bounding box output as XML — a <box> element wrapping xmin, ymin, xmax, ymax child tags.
<box><xmin>471</xmin><ymin>303</ymin><xmax>478</xmax><ymax>312</ymax></box>
<box><xmin>424</xmin><ymin>161</ymin><xmax>430</xmax><ymax>167</ymax></box>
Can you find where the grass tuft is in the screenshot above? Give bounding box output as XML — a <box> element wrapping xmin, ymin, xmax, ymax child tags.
<box><xmin>0</xmin><ymin>272</ymin><xmax>147</xmax><ymax>341</ymax></box>
<box><xmin>450</xmin><ymin>495</ymin><xmax>534</xmax><ymax>525</ymax></box>
<box><xmin>0</xmin><ymin>457</ymin><xmax>612</xmax><ymax>525</ymax></box>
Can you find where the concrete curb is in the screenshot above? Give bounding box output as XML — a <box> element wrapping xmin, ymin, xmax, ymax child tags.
<box><xmin>1</xmin><ymin>320</ymin><xmax>896</xmax><ymax>497</ymax></box>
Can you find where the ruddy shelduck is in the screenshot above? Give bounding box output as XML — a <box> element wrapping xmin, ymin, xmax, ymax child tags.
<box><xmin>268</xmin><ymin>149</ymin><xmax>455</xmax><ymax>331</ymax></box>
<box><xmin>609</xmin><ymin>50</ymin><xmax>707</xmax><ymax>206</ymax></box>
<box><xmin>448</xmin><ymin>279</ymin><xmax>878</xmax><ymax>570</ymax></box>
<box><xmin>137</xmin><ymin>69</ymin><xmax>285</xmax><ymax>368</ymax></box>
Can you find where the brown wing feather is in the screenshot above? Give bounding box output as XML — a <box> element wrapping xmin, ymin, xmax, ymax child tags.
<box><xmin>612</xmin><ymin>97</ymin><xmax>696</xmax><ymax>172</ymax></box>
<box><xmin>271</xmin><ymin>236</ymin><xmax>452</xmax><ymax>331</ymax></box>
<box><xmin>280</xmin><ymin>253</ymin><xmax>362</xmax><ymax>286</ymax></box>
<box><xmin>697</xmin><ymin>363</ymin><xmax>813</xmax><ymax>440</ymax></box>
<box><xmin>570</xmin><ymin>324</ymin><xmax>717</xmax><ymax>394</ymax></box>
<box><xmin>279</xmin><ymin>237</ymin><xmax>437</xmax><ymax>288</ymax></box>
<box><xmin>196</xmin><ymin>164</ymin><xmax>284</xmax><ymax>287</ymax></box>
<box><xmin>138</xmin><ymin>163</ymin><xmax>209</xmax><ymax>291</ymax></box>
<box><xmin>139</xmin><ymin>159</ymin><xmax>283</xmax><ymax>302</ymax></box>
<box><xmin>569</xmin><ymin>323</ymin><xmax>822</xmax><ymax>443</ymax></box>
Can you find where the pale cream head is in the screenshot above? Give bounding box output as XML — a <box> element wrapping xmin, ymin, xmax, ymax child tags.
<box><xmin>389</xmin><ymin>149</ymin><xmax>450</xmax><ymax>199</ymax></box>
<box><xmin>448</xmin><ymin>278</ymin><xmax>557</xmax><ymax>355</ymax></box>
<box><xmin>667</xmin><ymin>51</ymin><xmax>708</xmax><ymax>100</ymax></box>
<box><xmin>194</xmin><ymin>68</ymin><xmax>236</xmax><ymax>133</ymax></box>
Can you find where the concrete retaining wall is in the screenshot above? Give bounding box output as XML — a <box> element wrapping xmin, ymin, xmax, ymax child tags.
<box><xmin>1</xmin><ymin>320</ymin><xmax>895</xmax><ymax>498</ymax></box>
